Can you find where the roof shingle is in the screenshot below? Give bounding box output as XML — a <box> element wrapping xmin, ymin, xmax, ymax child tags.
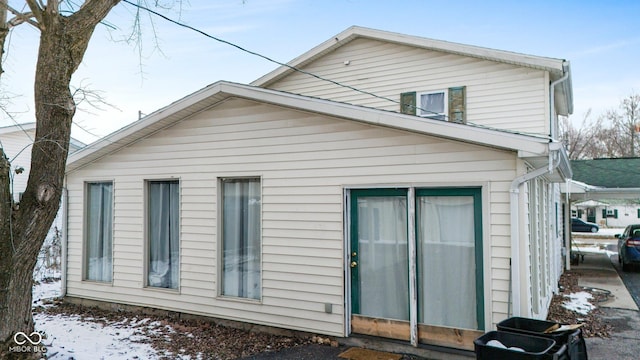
<box><xmin>571</xmin><ymin>158</ymin><xmax>640</xmax><ymax>188</ymax></box>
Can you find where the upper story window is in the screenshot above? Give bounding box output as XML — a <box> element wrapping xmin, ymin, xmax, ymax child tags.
<box><xmin>418</xmin><ymin>91</ymin><xmax>447</xmax><ymax>120</ymax></box>
<box><xmin>401</xmin><ymin>86</ymin><xmax>466</xmax><ymax>123</ymax></box>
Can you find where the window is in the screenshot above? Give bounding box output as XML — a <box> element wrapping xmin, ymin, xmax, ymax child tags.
<box><xmin>603</xmin><ymin>209</ymin><xmax>618</xmax><ymax>219</ymax></box>
<box><xmin>221</xmin><ymin>178</ymin><xmax>261</xmax><ymax>300</ymax></box>
<box><xmin>416</xmin><ymin>188</ymin><xmax>483</xmax><ymax>330</ymax></box>
<box><xmin>147</xmin><ymin>180</ymin><xmax>180</xmax><ymax>289</ymax></box>
<box><xmin>418</xmin><ymin>91</ymin><xmax>446</xmax><ymax>120</ymax></box>
<box><xmin>400</xmin><ymin>87</ymin><xmax>466</xmax><ymax>123</ymax></box>
<box><xmin>350</xmin><ymin>187</ymin><xmax>483</xmax><ymax>332</ymax></box>
<box><xmin>85</xmin><ymin>182</ymin><xmax>113</xmax><ymax>282</ymax></box>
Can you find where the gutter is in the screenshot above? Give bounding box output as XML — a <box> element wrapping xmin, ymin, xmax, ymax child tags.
<box><xmin>508</xmin><ymin>61</ymin><xmax>572</xmax><ymax>316</ymax></box>
<box><xmin>549</xmin><ymin>62</ymin><xmax>571</xmax><ymax>139</ymax></box>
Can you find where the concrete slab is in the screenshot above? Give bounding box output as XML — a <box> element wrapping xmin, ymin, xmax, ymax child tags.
<box><xmin>571</xmin><ymin>252</ymin><xmax>639</xmax><ymax>310</ymax></box>
<box><xmin>585</xmin><ymin>307</ymin><xmax>640</xmax><ymax>359</ymax></box>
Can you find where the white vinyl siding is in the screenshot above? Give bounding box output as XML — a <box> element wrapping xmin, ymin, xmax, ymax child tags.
<box><xmin>65</xmin><ymin>98</ymin><xmax>518</xmax><ymax>335</ymax></box>
<box><xmin>0</xmin><ymin>128</ymin><xmax>35</xmax><ymax>202</ymax></box>
<box><xmin>266</xmin><ymin>38</ymin><xmax>549</xmax><ymax>135</ymax></box>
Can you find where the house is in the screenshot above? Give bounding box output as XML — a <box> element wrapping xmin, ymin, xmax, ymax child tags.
<box><xmin>566</xmin><ymin>158</ymin><xmax>640</xmax><ymax>228</ymax></box>
<box><xmin>0</xmin><ymin>122</ymin><xmax>85</xmax><ymax>279</ymax></box>
<box><xmin>0</xmin><ymin>122</ymin><xmax>84</xmax><ymax>202</ymax></box>
<box><xmin>62</xmin><ymin>26</ymin><xmax>573</xmax><ymax>353</ymax></box>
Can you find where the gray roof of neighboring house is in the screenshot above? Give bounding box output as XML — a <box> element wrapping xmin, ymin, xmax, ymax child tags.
<box><xmin>571</xmin><ymin>158</ymin><xmax>640</xmax><ymax>188</ymax></box>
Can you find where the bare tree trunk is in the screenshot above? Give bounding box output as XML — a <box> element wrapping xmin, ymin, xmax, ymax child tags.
<box><xmin>0</xmin><ymin>2</ymin><xmax>121</xmax><ymax>357</ymax></box>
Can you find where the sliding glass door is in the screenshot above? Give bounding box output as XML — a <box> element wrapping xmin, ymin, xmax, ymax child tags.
<box><xmin>349</xmin><ymin>187</ymin><xmax>484</xmax><ymax>346</ymax></box>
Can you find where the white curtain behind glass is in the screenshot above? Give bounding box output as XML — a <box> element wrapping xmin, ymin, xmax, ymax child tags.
<box><xmin>420</xmin><ymin>92</ymin><xmax>445</xmax><ymax>119</ymax></box>
<box><xmin>222</xmin><ymin>179</ymin><xmax>261</xmax><ymax>300</ymax></box>
<box><xmin>148</xmin><ymin>181</ymin><xmax>180</xmax><ymax>289</ymax></box>
<box><xmin>358</xmin><ymin>196</ymin><xmax>409</xmax><ymax>320</ymax></box>
<box><xmin>86</xmin><ymin>182</ymin><xmax>113</xmax><ymax>282</ymax></box>
<box><xmin>417</xmin><ymin>196</ymin><xmax>476</xmax><ymax>329</ymax></box>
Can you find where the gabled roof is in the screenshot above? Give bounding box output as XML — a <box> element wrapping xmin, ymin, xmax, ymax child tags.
<box><xmin>0</xmin><ymin>122</ymin><xmax>86</xmax><ymax>153</ymax></box>
<box><xmin>571</xmin><ymin>158</ymin><xmax>640</xmax><ymax>188</ymax></box>
<box><xmin>252</xmin><ymin>26</ymin><xmax>573</xmax><ymax>115</ymax></box>
<box><xmin>67</xmin><ymin>81</ymin><xmax>555</xmax><ymax>173</ymax></box>
<box><xmin>0</xmin><ymin>122</ymin><xmax>36</xmax><ymax>135</ymax></box>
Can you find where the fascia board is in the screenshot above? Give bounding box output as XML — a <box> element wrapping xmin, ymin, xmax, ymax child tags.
<box><xmin>67</xmin><ymin>82</ymin><xmax>225</xmax><ymax>172</ymax></box>
<box><xmin>252</xmin><ymin>26</ymin><xmax>566</xmax><ymax>87</ymax></box>
<box><xmin>0</xmin><ymin>122</ymin><xmax>36</xmax><ymax>135</ymax></box>
<box><xmin>225</xmin><ymin>83</ymin><xmax>550</xmax><ymax>155</ymax></box>
<box><xmin>67</xmin><ymin>81</ymin><xmax>550</xmax><ymax>172</ymax></box>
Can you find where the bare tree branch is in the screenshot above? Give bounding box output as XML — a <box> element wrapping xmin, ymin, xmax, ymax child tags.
<box><xmin>24</xmin><ymin>0</ymin><xmax>44</xmax><ymax>26</ymax></box>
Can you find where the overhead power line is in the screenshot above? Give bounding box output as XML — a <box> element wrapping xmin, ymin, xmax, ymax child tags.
<box><xmin>120</xmin><ymin>0</ymin><xmax>448</xmax><ymax>118</ymax></box>
<box><xmin>121</xmin><ymin>0</ymin><xmax>554</xmax><ymax>139</ymax></box>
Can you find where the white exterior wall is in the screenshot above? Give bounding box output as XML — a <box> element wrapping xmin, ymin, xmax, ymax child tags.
<box><xmin>603</xmin><ymin>205</ymin><xmax>640</xmax><ymax>228</ymax></box>
<box><xmin>266</xmin><ymin>38</ymin><xmax>550</xmax><ymax>136</ymax></box>
<box><xmin>0</xmin><ymin>128</ymin><xmax>36</xmax><ymax>202</ymax></box>
<box><xmin>65</xmin><ymin>98</ymin><xmax>519</xmax><ymax>335</ymax></box>
<box><xmin>522</xmin><ymin>177</ymin><xmax>558</xmax><ymax>320</ymax></box>
<box><xmin>572</xmin><ymin>204</ymin><xmax>640</xmax><ymax>229</ymax></box>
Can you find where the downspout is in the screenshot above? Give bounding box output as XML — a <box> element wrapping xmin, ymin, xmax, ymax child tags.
<box><xmin>61</xmin><ymin>181</ymin><xmax>68</xmax><ymax>297</ymax></box>
<box><xmin>509</xmin><ymin>62</ymin><xmax>571</xmax><ymax>316</ymax></box>
<box><xmin>549</xmin><ymin>62</ymin><xmax>571</xmax><ymax>140</ymax></box>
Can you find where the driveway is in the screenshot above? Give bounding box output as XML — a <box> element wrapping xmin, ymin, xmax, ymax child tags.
<box><xmin>611</xmin><ymin>254</ymin><xmax>640</xmax><ymax>309</ymax></box>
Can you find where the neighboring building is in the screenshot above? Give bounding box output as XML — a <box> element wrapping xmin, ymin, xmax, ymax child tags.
<box><xmin>0</xmin><ymin>122</ymin><xmax>85</xmax><ymax>280</ymax></box>
<box><xmin>0</xmin><ymin>122</ymin><xmax>84</xmax><ymax>202</ymax></box>
<box><xmin>62</xmin><ymin>27</ymin><xmax>573</xmax><ymax>352</ymax></box>
<box><xmin>567</xmin><ymin>158</ymin><xmax>640</xmax><ymax>229</ymax></box>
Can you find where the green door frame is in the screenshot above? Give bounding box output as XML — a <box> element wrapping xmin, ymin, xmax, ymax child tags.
<box><xmin>349</xmin><ymin>188</ymin><xmax>408</xmax><ymax>315</ymax></box>
<box><xmin>349</xmin><ymin>187</ymin><xmax>484</xmax><ymax>331</ymax></box>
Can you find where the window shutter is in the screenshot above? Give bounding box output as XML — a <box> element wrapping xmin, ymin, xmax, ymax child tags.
<box><xmin>448</xmin><ymin>86</ymin><xmax>466</xmax><ymax>123</ymax></box>
<box><xmin>602</xmin><ymin>209</ymin><xmax>607</xmax><ymax>218</ymax></box>
<box><xmin>400</xmin><ymin>92</ymin><xmax>416</xmax><ymax>115</ymax></box>
<box><xmin>637</xmin><ymin>208</ymin><xmax>640</xmax><ymax>218</ymax></box>
<box><xmin>614</xmin><ymin>209</ymin><xmax>618</xmax><ymax>219</ymax></box>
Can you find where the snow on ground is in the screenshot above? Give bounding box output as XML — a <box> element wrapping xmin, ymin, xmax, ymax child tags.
<box><xmin>32</xmin><ymin>281</ymin><xmax>171</xmax><ymax>360</ymax></box>
<box><xmin>565</xmin><ymin>230</ymin><xmax>621</xmax><ymax>315</ymax></box>
<box><xmin>35</xmin><ymin>312</ymin><xmax>161</xmax><ymax>360</ymax></box>
<box><xmin>562</xmin><ymin>291</ymin><xmax>595</xmax><ymax>315</ymax></box>
<box><xmin>597</xmin><ymin>228</ymin><xmax>625</xmax><ymax>236</ymax></box>
<box><xmin>32</xmin><ymin>229</ymin><xmax>622</xmax><ymax>358</ymax></box>
<box><xmin>572</xmin><ymin>228</ymin><xmax>622</xmax><ymax>258</ymax></box>
<box><xmin>33</xmin><ymin>280</ymin><xmax>62</xmax><ymax>301</ymax></box>
<box><xmin>571</xmin><ymin>242</ymin><xmax>618</xmax><ymax>257</ymax></box>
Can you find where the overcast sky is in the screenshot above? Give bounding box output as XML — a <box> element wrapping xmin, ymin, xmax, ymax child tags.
<box><xmin>2</xmin><ymin>0</ymin><xmax>639</xmax><ymax>144</ymax></box>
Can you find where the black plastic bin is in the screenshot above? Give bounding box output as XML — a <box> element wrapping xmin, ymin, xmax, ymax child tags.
<box><xmin>474</xmin><ymin>331</ymin><xmax>562</xmax><ymax>360</ymax></box>
<box><xmin>497</xmin><ymin>317</ymin><xmax>588</xmax><ymax>360</ymax></box>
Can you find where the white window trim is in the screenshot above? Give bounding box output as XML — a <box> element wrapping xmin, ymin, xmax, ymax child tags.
<box><xmin>417</xmin><ymin>90</ymin><xmax>448</xmax><ymax>120</ymax></box>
